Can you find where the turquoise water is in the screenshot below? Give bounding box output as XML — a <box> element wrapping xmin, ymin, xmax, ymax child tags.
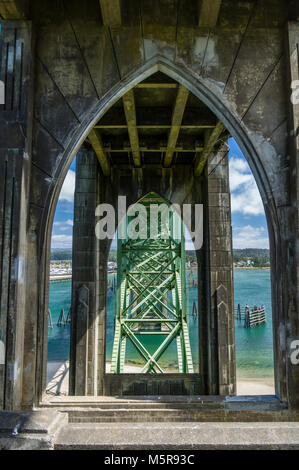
<box><xmin>233</xmin><ymin>269</ymin><xmax>274</xmax><ymax>378</ymax></box>
<box><xmin>47</xmin><ymin>281</ymin><xmax>71</xmax><ymax>361</ymax></box>
<box><xmin>48</xmin><ymin>269</ymin><xmax>274</xmax><ymax>379</ymax></box>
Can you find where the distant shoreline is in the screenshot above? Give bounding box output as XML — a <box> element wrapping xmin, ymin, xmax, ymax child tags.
<box><xmin>234</xmin><ymin>267</ymin><xmax>270</xmax><ymax>270</ymax></box>
<box><xmin>49</xmin><ymin>267</ymin><xmax>270</xmax><ymax>282</ymax></box>
<box><xmin>50</xmin><ymin>275</ymin><xmax>72</xmax><ymax>282</ymax></box>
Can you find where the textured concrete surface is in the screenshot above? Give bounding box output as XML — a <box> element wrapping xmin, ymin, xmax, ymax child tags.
<box><xmin>39</xmin><ymin>394</ymin><xmax>299</xmax><ymax>424</ymax></box>
<box><xmin>54</xmin><ymin>422</ymin><xmax>299</xmax><ymax>450</ymax></box>
<box><xmin>0</xmin><ymin>410</ymin><xmax>68</xmax><ymax>450</ymax></box>
<box><xmin>2</xmin><ymin>411</ymin><xmax>299</xmax><ymax>449</ymax></box>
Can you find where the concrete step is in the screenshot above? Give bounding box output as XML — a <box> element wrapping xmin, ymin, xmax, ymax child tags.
<box><xmin>0</xmin><ymin>410</ymin><xmax>68</xmax><ymax>450</ymax></box>
<box><xmin>40</xmin><ymin>395</ymin><xmax>292</xmax><ymax>423</ymax></box>
<box><xmin>54</xmin><ymin>422</ymin><xmax>299</xmax><ymax>450</ymax></box>
<box><xmin>41</xmin><ymin>394</ymin><xmax>285</xmax><ymax>410</ymax></box>
<box><xmin>42</xmin><ymin>400</ymin><xmax>225</xmax><ymax>410</ymax></box>
<box><xmin>66</xmin><ymin>407</ymin><xmax>291</xmax><ymax>423</ymax></box>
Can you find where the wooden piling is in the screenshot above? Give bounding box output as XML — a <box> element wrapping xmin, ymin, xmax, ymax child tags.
<box><xmin>48</xmin><ymin>309</ymin><xmax>53</xmax><ymax>329</ymax></box>
<box><xmin>57</xmin><ymin>308</ymin><xmax>66</xmax><ymax>326</ymax></box>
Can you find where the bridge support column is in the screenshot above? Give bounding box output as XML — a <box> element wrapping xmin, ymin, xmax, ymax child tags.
<box><xmin>206</xmin><ymin>144</ymin><xmax>235</xmax><ymax>395</ymax></box>
<box><xmin>0</xmin><ymin>20</ymin><xmax>34</xmax><ymax>409</ymax></box>
<box><xmin>70</xmin><ymin>148</ymin><xmax>102</xmax><ymax>396</ymax></box>
<box><xmin>285</xmin><ymin>22</ymin><xmax>299</xmax><ymax>408</ymax></box>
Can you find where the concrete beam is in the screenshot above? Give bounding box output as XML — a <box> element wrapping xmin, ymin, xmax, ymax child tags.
<box><xmin>198</xmin><ymin>0</ymin><xmax>222</xmax><ymax>28</ymax></box>
<box><xmin>122</xmin><ymin>89</ymin><xmax>141</xmax><ymax>167</ymax></box>
<box><xmin>164</xmin><ymin>85</ymin><xmax>189</xmax><ymax>167</ymax></box>
<box><xmin>95</xmin><ymin>125</ymin><xmax>215</xmax><ymax>130</ymax></box>
<box><xmin>88</xmin><ymin>129</ymin><xmax>111</xmax><ymax>176</ymax></box>
<box><xmin>96</xmin><ymin>106</ymin><xmax>216</xmax><ymax>128</ymax></box>
<box><xmin>136</xmin><ymin>83</ymin><xmax>178</xmax><ymax>89</ymax></box>
<box><xmin>194</xmin><ymin>121</ymin><xmax>226</xmax><ymax>176</ymax></box>
<box><xmin>99</xmin><ymin>0</ymin><xmax>121</xmax><ymax>26</ymax></box>
<box><xmin>0</xmin><ymin>0</ymin><xmax>28</xmax><ymax>18</ymax></box>
<box><xmin>107</xmin><ymin>146</ymin><xmax>204</xmax><ymax>153</ymax></box>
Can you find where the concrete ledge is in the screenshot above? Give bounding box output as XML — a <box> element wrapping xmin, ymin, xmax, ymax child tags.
<box><xmin>2</xmin><ymin>409</ymin><xmax>299</xmax><ymax>449</ymax></box>
<box><xmin>41</xmin><ymin>394</ymin><xmax>283</xmax><ymax>407</ymax></box>
<box><xmin>38</xmin><ymin>394</ymin><xmax>299</xmax><ymax>423</ymax></box>
<box><xmin>54</xmin><ymin>422</ymin><xmax>299</xmax><ymax>450</ymax></box>
<box><xmin>0</xmin><ymin>410</ymin><xmax>68</xmax><ymax>450</ymax></box>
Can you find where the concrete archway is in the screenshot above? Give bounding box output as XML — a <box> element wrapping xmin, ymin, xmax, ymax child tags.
<box><xmin>1</xmin><ymin>4</ymin><xmax>299</xmax><ymax>446</ymax></box>
<box><xmin>39</xmin><ymin>59</ymin><xmax>282</xmax><ymax>402</ymax></box>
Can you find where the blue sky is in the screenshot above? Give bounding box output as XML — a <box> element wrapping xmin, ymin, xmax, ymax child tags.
<box><xmin>228</xmin><ymin>138</ymin><xmax>269</xmax><ymax>249</ymax></box>
<box><xmin>51</xmin><ymin>138</ymin><xmax>269</xmax><ymax>250</ymax></box>
<box><xmin>51</xmin><ymin>158</ymin><xmax>76</xmax><ymax>249</ymax></box>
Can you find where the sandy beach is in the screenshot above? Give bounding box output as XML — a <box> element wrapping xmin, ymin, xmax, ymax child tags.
<box><xmin>236</xmin><ymin>377</ymin><xmax>274</xmax><ymax>395</ymax></box>
<box><xmin>46</xmin><ymin>360</ymin><xmax>275</xmax><ymax>397</ymax></box>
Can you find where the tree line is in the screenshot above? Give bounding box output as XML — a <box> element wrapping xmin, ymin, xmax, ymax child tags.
<box><xmin>51</xmin><ymin>248</ymin><xmax>270</xmax><ymax>267</ymax></box>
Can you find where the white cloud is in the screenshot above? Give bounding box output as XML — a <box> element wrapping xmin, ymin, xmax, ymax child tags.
<box><xmin>229</xmin><ymin>158</ymin><xmax>248</xmax><ymax>173</ymax></box>
<box><xmin>229</xmin><ymin>159</ymin><xmax>252</xmax><ymax>192</ymax></box>
<box><xmin>51</xmin><ymin>234</ymin><xmax>73</xmax><ymax>249</ymax></box>
<box><xmin>231</xmin><ymin>185</ymin><xmax>264</xmax><ymax>216</ymax></box>
<box><xmin>232</xmin><ymin>225</ymin><xmax>269</xmax><ymax>249</ymax></box>
<box><xmin>53</xmin><ymin>219</ymin><xmax>73</xmax><ymax>230</ymax></box>
<box><xmin>229</xmin><ymin>157</ymin><xmax>264</xmax><ymax>215</ymax></box>
<box><xmin>59</xmin><ymin>170</ymin><xmax>75</xmax><ymax>202</ymax></box>
<box><xmin>185</xmin><ymin>240</ymin><xmax>196</xmax><ymax>250</ymax></box>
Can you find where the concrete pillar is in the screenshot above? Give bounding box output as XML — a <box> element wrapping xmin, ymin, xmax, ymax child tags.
<box><xmin>0</xmin><ymin>21</ymin><xmax>34</xmax><ymax>409</ymax></box>
<box><xmin>197</xmin><ymin>172</ymin><xmax>218</xmax><ymax>395</ymax></box>
<box><xmin>207</xmin><ymin>144</ymin><xmax>236</xmax><ymax>395</ymax></box>
<box><xmin>285</xmin><ymin>22</ymin><xmax>299</xmax><ymax>408</ymax></box>
<box><xmin>70</xmin><ymin>148</ymin><xmax>101</xmax><ymax>396</ymax></box>
<box><xmin>96</xmin><ymin>173</ymin><xmax>111</xmax><ymax>396</ymax></box>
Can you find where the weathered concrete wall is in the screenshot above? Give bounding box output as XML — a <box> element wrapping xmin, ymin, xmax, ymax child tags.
<box><xmin>207</xmin><ymin>145</ymin><xmax>235</xmax><ymax>396</ymax></box>
<box><xmin>0</xmin><ymin>20</ymin><xmax>34</xmax><ymax>410</ymax></box>
<box><xmin>0</xmin><ymin>0</ymin><xmax>298</xmax><ymax>409</ymax></box>
<box><xmin>285</xmin><ymin>22</ymin><xmax>299</xmax><ymax>408</ymax></box>
<box><xmin>197</xmin><ymin>144</ymin><xmax>235</xmax><ymax>396</ymax></box>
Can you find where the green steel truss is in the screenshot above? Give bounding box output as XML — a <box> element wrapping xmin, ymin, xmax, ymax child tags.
<box><xmin>110</xmin><ymin>193</ymin><xmax>194</xmax><ymax>374</ymax></box>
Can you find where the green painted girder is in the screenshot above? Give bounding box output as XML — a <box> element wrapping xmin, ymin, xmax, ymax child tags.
<box><xmin>110</xmin><ymin>192</ymin><xmax>194</xmax><ymax>374</ymax></box>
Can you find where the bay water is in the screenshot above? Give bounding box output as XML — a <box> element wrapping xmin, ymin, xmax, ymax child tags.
<box><xmin>48</xmin><ymin>269</ymin><xmax>274</xmax><ymax>379</ymax></box>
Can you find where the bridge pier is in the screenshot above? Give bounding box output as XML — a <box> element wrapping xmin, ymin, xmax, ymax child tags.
<box><xmin>284</xmin><ymin>22</ymin><xmax>299</xmax><ymax>408</ymax></box>
<box><xmin>207</xmin><ymin>144</ymin><xmax>235</xmax><ymax>395</ymax></box>
<box><xmin>0</xmin><ymin>20</ymin><xmax>34</xmax><ymax>410</ymax></box>
<box><xmin>70</xmin><ymin>148</ymin><xmax>102</xmax><ymax>396</ymax></box>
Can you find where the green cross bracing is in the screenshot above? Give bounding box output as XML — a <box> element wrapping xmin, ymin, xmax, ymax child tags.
<box><xmin>110</xmin><ymin>193</ymin><xmax>194</xmax><ymax>374</ymax></box>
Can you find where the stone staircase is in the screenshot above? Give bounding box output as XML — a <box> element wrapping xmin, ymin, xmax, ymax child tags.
<box><xmin>49</xmin><ymin>395</ymin><xmax>288</xmax><ymax>424</ymax></box>
<box><xmin>1</xmin><ymin>396</ymin><xmax>299</xmax><ymax>449</ymax></box>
